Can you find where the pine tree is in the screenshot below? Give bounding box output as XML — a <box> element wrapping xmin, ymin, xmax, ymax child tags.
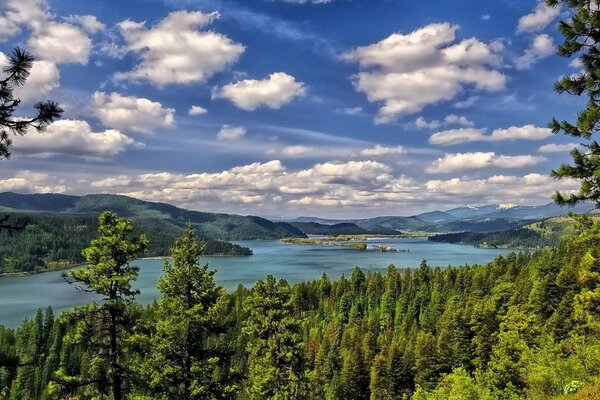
<box><xmin>61</xmin><ymin>212</ymin><xmax>147</xmax><ymax>400</ymax></box>
<box><xmin>242</xmin><ymin>275</ymin><xmax>306</xmax><ymax>399</ymax></box>
<box><xmin>0</xmin><ymin>47</ymin><xmax>62</xmax><ymax>233</ymax></box>
<box><xmin>143</xmin><ymin>228</ymin><xmax>233</xmax><ymax>399</ymax></box>
<box><xmin>546</xmin><ymin>0</ymin><xmax>600</xmax><ymax>206</ymax></box>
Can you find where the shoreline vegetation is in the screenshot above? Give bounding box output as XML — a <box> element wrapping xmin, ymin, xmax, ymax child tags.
<box><xmin>0</xmin><ymin>241</ymin><xmax>253</xmax><ymax>278</ymax></box>
<box><xmin>280</xmin><ymin>234</ymin><xmax>424</xmax><ymax>252</ymax></box>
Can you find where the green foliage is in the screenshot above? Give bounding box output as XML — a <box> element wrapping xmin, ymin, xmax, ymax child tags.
<box><xmin>4</xmin><ymin>217</ymin><xmax>600</xmax><ymax>399</ymax></box>
<box><xmin>0</xmin><ymin>47</ymin><xmax>62</xmax><ymax>161</ymax></box>
<box><xmin>137</xmin><ymin>228</ymin><xmax>236</xmax><ymax>399</ymax></box>
<box><xmin>0</xmin><ymin>212</ymin><xmax>251</xmax><ymax>274</ymax></box>
<box><xmin>242</xmin><ymin>275</ymin><xmax>307</xmax><ymax>399</ymax></box>
<box><xmin>60</xmin><ymin>212</ymin><xmax>147</xmax><ymax>400</ymax></box>
<box><xmin>546</xmin><ymin>0</ymin><xmax>600</xmax><ymax>206</ymax></box>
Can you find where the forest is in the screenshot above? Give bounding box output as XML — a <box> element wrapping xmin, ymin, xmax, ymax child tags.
<box><xmin>0</xmin><ymin>212</ymin><xmax>252</xmax><ymax>274</ymax></box>
<box><xmin>1</xmin><ymin>211</ymin><xmax>600</xmax><ymax>399</ymax></box>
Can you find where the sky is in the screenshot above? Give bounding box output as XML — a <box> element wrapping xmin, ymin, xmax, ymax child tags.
<box><xmin>0</xmin><ymin>0</ymin><xmax>587</xmax><ymax>218</ymax></box>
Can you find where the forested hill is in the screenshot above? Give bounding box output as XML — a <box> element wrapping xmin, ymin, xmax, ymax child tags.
<box><xmin>0</xmin><ymin>192</ymin><xmax>304</xmax><ymax>274</ymax></box>
<box><xmin>429</xmin><ymin>216</ymin><xmax>586</xmax><ymax>249</ymax></box>
<box><xmin>0</xmin><ymin>192</ymin><xmax>305</xmax><ymax>240</ymax></box>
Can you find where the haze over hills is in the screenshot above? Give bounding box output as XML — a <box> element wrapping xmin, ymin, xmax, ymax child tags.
<box><xmin>0</xmin><ymin>192</ymin><xmax>595</xmax><ymax>237</ymax></box>
<box><xmin>286</xmin><ymin>202</ymin><xmax>595</xmax><ymax>233</ymax></box>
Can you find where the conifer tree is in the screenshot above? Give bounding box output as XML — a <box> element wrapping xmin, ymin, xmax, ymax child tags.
<box><xmin>143</xmin><ymin>228</ymin><xmax>233</xmax><ymax>399</ymax></box>
<box><xmin>546</xmin><ymin>0</ymin><xmax>600</xmax><ymax>206</ymax></box>
<box><xmin>242</xmin><ymin>275</ymin><xmax>306</xmax><ymax>399</ymax></box>
<box><xmin>0</xmin><ymin>47</ymin><xmax>62</xmax><ymax>233</ymax></box>
<box><xmin>61</xmin><ymin>212</ymin><xmax>147</xmax><ymax>400</ymax></box>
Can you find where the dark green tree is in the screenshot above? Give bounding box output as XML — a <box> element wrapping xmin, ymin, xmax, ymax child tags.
<box><xmin>242</xmin><ymin>275</ymin><xmax>306</xmax><ymax>399</ymax></box>
<box><xmin>61</xmin><ymin>212</ymin><xmax>147</xmax><ymax>400</ymax></box>
<box><xmin>547</xmin><ymin>0</ymin><xmax>600</xmax><ymax>205</ymax></box>
<box><xmin>143</xmin><ymin>228</ymin><xmax>234</xmax><ymax>399</ymax></box>
<box><xmin>0</xmin><ymin>47</ymin><xmax>62</xmax><ymax>233</ymax></box>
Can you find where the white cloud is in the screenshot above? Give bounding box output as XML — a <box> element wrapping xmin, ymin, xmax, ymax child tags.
<box><xmin>425</xmin><ymin>173</ymin><xmax>576</xmax><ymax>205</ymax></box>
<box><xmin>189</xmin><ymin>105</ymin><xmax>208</xmax><ymax>116</ymax></box>
<box><xmin>515</xmin><ymin>34</ymin><xmax>554</xmax><ymax>70</ymax></box>
<box><xmin>517</xmin><ymin>2</ymin><xmax>560</xmax><ymax>33</ymax></box>
<box><xmin>91</xmin><ymin>91</ymin><xmax>175</xmax><ymax>134</ymax></box>
<box><xmin>13</xmin><ymin>119</ymin><xmax>135</xmax><ymax>158</ymax></box>
<box><xmin>0</xmin><ymin>171</ymin><xmax>69</xmax><ymax>194</ymax></box>
<box><xmin>218</xmin><ymin>72</ymin><xmax>305</xmax><ymax>111</ymax></box>
<box><xmin>0</xmin><ymin>52</ymin><xmax>59</xmax><ymax>102</ymax></box>
<box><xmin>538</xmin><ymin>143</ymin><xmax>580</xmax><ymax>153</ymax></box>
<box><xmin>429</xmin><ymin>124</ymin><xmax>552</xmax><ymax>145</ymax></box>
<box><xmin>217</xmin><ymin>125</ymin><xmax>246</xmax><ymax>141</ymax></box>
<box><xmin>453</xmin><ymin>95</ymin><xmax>480</xmax><ymax>109</ymax></box>
<box><xmin>359</xmin><ymin>145</ymin><xmax>406</xmax><ymax>157</ymax></box>
<box><xmin>64</xmin><ymin>15</ymin><xmax>105</xmax><ymax>34</ymax></box>
<box><xmin>281</xmin><ymin>145</ymin><xmax>316</xmax><ymax>155</ymax></box>
<box><xmin>27</xmin><ymin>21</ymin><xmax>92</xmax><ymax>64</ymax></box>
<box><xmin>344</xmin><ymin>23</ymin><xmax>506</xmax><ymax>123</ymax></box>
<box><xmin>115</xmin><ymin>11</ymin><xmax>245</xmax><ymax>85</ymax></box>
<box><xmin>0</xmin><ymin>0</ymin><xmax>48</xmax><ymax>40</ymax></box>
<box><xmin>415</xmin><ymin>114</ymin><xmax>474</xmax><ymax>130</ymax></box>
<box><xmin>91</xmin><ymin>176</ymin><xmax>131</xmax><ymax>189</ymax></box>
<box><xmin>427</xmin><ymin>152</ymin><xmax>546</xmax><ymax>173</ymax></box>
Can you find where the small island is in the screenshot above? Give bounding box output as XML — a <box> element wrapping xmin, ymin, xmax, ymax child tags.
<box><xmin>280</xmin><ymin>236</ymin><xmax>411</xmax><ymax>252</ymax></box>
<box><xmin>203</xmin><ymin>240</ymin><xmax>253</xmax><ymax>256</ymax></box>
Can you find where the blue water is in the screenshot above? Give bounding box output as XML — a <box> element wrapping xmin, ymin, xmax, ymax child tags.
<box><xmin>0</xmin><ymin>238</ymin><xmax>512</xmax><ymax>328</ymax></box>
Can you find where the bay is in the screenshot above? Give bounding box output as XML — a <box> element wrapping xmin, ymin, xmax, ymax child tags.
<box><xmin>0</xmin><ymin>238</ymin><xmax>512</xmax><ymax>328</ymax></box>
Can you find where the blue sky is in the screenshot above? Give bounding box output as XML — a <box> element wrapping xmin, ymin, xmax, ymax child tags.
<box><xmin>0</xmin><ymin>0</ymin><xmax>585</xmax><ymax>217</ymax></box>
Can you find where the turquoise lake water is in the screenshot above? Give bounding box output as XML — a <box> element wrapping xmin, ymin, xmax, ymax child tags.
<box><xmin>0</xmin><ymin>238</ymin><xmax>512</xmax><ymax>328</ymax></box>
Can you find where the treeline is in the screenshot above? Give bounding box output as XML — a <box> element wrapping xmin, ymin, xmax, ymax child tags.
<box><xmin>1</xmin><ymin>213</ymin><xmax>600</xmax><ymax>399</ymax></box>
<box><xmin>429</xmin><ymin>227</ymin><xmax>555</xmax><ymax>249</ymax></box>
<box><xmin>0</xmin><ymin>212</ymin><xmax>251</xmax><ymax>274</ymax></box>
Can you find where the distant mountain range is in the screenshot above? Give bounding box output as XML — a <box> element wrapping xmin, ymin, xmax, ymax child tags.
<box><xmin>286</xmin><ymin>202</ymin><xmax>595</xmax><ymax>233</ymax></box>
<box><xmin>0</xmin><ymin>192</ymin><xmax>595</xmax><ymax>238</ymax></box>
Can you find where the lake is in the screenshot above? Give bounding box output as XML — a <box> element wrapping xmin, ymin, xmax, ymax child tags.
<box><xmin>0</xmin><ymin>238</ymin><xmax>512</xmax><ymax>328</ymax></box>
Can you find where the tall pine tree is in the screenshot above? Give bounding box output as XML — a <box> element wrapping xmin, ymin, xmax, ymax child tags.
<box><xmin>143</xmin><ymin>228</ymin><xmax>234</xmax><ymax>399</ymax></box>
<box><xmin>547</xmin><ymin>0</ymin><xmax>600</xmax><ymax>206</ymax></box>
<box><xmin>60</xmin><ymin>212</ymin><xmax>147</xmax><ymax>400</ymax></box>
<box><xmin>242</xmin><ymin>275</ymin><xmax>307</xmax><ymax>399</ymax></box>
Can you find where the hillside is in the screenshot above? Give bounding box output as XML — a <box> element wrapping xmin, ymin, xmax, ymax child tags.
<box><xmin>0</xmin><ymin>192</ymin><xmax>304</xmax><ymax>274</ymax></box>
<box><xmin>288</xmin><ymin>202</ymin><xmax>593</xmax><ymax>233</ymax></box>
<box><xmin>0</xmin><ymin>192</ymin><xmax>305</xmax><ymax>241</ymax></box>
<box><xmin>429</xmin><ymin>215</ymin><xmax>587</xmax><ymax>249</ymax></box>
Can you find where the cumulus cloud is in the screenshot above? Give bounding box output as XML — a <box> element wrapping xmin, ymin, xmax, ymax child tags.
<box><xmin>27</xmin><ymin>21</ymin><xmax>92</xmax><ymax>64</ymax></box>
<box><xmin>359</xmin><ymin>145</ymin><xmax>406</xmax><ymax>157</ymax></box>
<box><xmin>515</xmin><ymin>34</ymin><xmax>554</xmax><ymax>70</ymax></box>
<box><xmin>0</xmin><ymin>171</ymin><xmax>69</xmax><ymax>193</ymax></box>
<box><xmin>415</xmin><ymin>114</ymin><xmax>474</xmax><ymax>130</ymax></box>
<box><xmin>429</xmin><ymin>124</ymin><xmax>552</xmax><ymax>146</ymax></box>
<box><xmin>13</xmin><ymin>119</ymin><xmax>135</xmax><ymax>158</ymax></box>
<box><xmin>217</xmin><ymin>125</ymin><xmax>246</xmax><ymax>141</ymax></box>
<box><xmin>517</xmin><ymin>2</ymin><xmax>560</xmax><ymax>33</ymax></box>
<box><xmin>0</xmin><ymin>0</ymin><xmax>48</xmax><ymax>40</ymax></box>
<box><xmin>63</xmin><ymin>15</ymin><xmax>105</xmax><ymax>34</ymax></box>
<box><xmin>218</xmin><ymin>72</ymin><xmax>305</xmax><ymax>111</ymax></box>
<box><xmin>91</xmin><ymin>91</ymin><xmax>175</xmax><ymax>134</ymax></box>
<box><xmin>426</xmin><ymin>152</ymin><xmax>546</xmax><ymax>173</ymax></box>
<box><xmin>189</xmin><ymin>105</ymin><xmax>208</xmax><ymax>116</ymax></box>
<box><xmin>115</xmin><ymin>11</ymin><xmax>245</xmax><ymax>85</ymax></box>
<box><xmin>538</xmin><ymin>143</ymin><xmax>581</xmax><ymax>153</ymax></box>
<box><xmin>0</xmin><ymin>52</ymin><xmax>59</xmax><ymax>102</ymax></box>
<box><xmin>425</xmin><ymin>173</ymin><xmax>576</xmax><ymax>205</ymax></box>
<box><xmin>344</xmin><ymin>23</ymin><xmax>506</xmax><ymax>123</ymax></box>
